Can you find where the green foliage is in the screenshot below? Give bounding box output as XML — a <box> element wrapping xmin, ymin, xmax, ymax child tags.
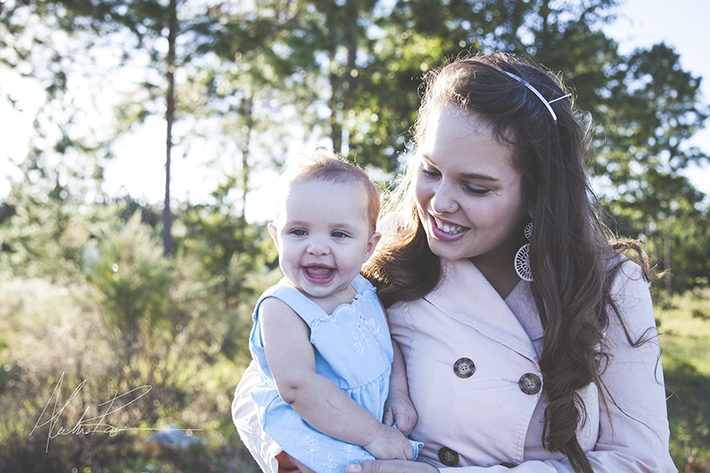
<box><xmin>86</xmin><ymin>211</ymin><xmax>174</xmax><ymax>358</ymax></box>
<box><xmin>7</xmin><ymin>0</ymin><xmax>709</xmax><ymax>292</ymax></box>
<box><xmin>173</xmin><ymin>201</ymin><xmax>280</xmax><ymax>364</ymax></box>
<box><xmin>597</xmin><ymin>45</ymin><xmax>707</xmax><ymax>220</ymax></box>
<box><xmin>0</xmin><ymin>183</ymin><xmax>87</xmax><ymax>282</ymax></box>
<box><xmin>177</xmin><ymin>202</ymin><xmax>273</xmax><ymax>302</ymax></box>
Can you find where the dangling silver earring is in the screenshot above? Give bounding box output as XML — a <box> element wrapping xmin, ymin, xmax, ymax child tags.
<box><xmin>514</xmin><ymin>222</ymin><xmax>533</xmax><ymax>282</ymax></box>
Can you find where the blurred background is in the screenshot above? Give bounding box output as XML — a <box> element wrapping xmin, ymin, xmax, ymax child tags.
<box><xmin>1</xmin><ymin>0</ymin><xmax>709</xmax><ymax>471</ymax></box>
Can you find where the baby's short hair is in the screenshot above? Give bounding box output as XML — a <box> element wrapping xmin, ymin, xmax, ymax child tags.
<box><xmin>275</xmin><ymin>146</ymin><xmax>381</xmax><ymax>233</ymax></box>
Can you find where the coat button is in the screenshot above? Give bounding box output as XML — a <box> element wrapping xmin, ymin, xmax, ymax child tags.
<box><xmin>453</xmin><ymin>357</ymin><xmax>475</xmax><ymax>378</ymax></box>
<box><xmin>519</xmin><ymin>373</ymin><xmax>542</xmax><ymax>394</ymax></box>
<box><xmin>438</xmin><ymin>446</ymin><xmax>459</xmax><ymax>466</ymax></box>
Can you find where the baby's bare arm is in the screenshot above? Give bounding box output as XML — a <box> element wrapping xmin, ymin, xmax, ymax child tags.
<box><xmin>260</xmin><ymin>297</ymin><xmax>412</xmax><ymax>459</ymax></box>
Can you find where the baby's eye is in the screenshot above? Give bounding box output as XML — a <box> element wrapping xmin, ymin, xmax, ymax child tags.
<box><xmin>291</xmin><ymin>229</ymin><xmax>307</xmax><ymax>236</ymax></box>
<box><xmin>331</xmin><ymin>231</ymin><xmax>349</xmax><ymax>238</ymax></box>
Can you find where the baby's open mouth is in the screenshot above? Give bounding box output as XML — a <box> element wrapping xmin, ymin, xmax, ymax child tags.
<box><xmin>303</xmin><ymin>265</ymin><xmax>335</xmax><ymax>280</ymax></box>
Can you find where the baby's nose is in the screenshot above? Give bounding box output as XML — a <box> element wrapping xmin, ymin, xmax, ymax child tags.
<box><xmin>307</xmin><ymin>237</ymin><xmax>330</xmax><ymax>255</ymax></box>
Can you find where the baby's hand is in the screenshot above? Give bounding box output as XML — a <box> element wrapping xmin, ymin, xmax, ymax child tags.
<box><xmin>362</xmin><ymin>423</ymin><xmax>414</xmax><ymax>461</ymax></box>
<box><xmin>383</xmin><ymin>390</ymin><xmax>418</xmax><ymax>435</ymax></box>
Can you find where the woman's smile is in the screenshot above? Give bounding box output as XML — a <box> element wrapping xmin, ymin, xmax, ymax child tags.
<box><xmin>429</xmin><ymin>214</ymin><xmax>469</xmax><ymax>240</ymax></box>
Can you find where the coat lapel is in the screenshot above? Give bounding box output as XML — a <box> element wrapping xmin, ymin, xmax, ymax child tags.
<box><xmin>426</xmin><ymin>258</ymin><xmax>540</xmax><ymax>365</ymax></box>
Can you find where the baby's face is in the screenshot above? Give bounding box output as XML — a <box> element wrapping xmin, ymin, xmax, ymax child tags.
<box><xmin>268</xmin><ymin>179</ymin><xmax>379</xmax><ymax>303</ymax></box>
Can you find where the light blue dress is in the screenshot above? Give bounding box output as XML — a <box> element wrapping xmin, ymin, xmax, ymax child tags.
<box><xmin>248</xmin><ymin>275</ymin><xmax>421</xmax><ymax>473</ymax></box>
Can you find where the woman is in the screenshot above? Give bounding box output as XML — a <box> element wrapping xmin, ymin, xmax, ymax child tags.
<box><xmin>233</xmin><ymin>52</ymin><xmax>676</xmax><ymax>472</ymax></box>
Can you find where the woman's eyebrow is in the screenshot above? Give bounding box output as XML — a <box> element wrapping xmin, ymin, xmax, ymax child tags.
<box><xmin>420</xmin><ymin>155</ymin><xmax>438</xmax><ymax>168</ymax></box>
<box><xmin>421</xmin><ymin>155</ymin><xmax>499</xmax><ymax>182</ymax></box>
<box><xmin>461</xmin><ymin>172</ymin><xmax>499</xmax><ymax>182</ymax></box>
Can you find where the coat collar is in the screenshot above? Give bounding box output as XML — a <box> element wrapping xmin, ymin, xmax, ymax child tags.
<box><xmin>425</xmin><ymin>258</ymin><xmax>541</xmax><ymax>364</ymax></box>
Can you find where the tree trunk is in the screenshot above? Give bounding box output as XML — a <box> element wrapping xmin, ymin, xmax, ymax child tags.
<box><xmin>241</xmin><ymin>92</ymin><xmax>253</xmax><ymax>221</ymax></box>
<box><xmin>345</xmin><ymin>2</ymin><xmax>357</xmax><ymax>157</ymax></box>
<box><xmin>329</xmin><ymin>71</ymin><xmax>342</xmax><ymax>154</ymax></box>
<box><xmin>665</xmin><ymin>233</ymin><xmax>672</xmax><ymax>293</ymax></box>
<box><xmin>163</xmin><ymin>0</ymin><xmax>177</xmax><ymax>257</ymax></box>
<box><xmin>328</xmin><ymin>37</ymin><xmax>342</xmax><ymax>154</ymax></box>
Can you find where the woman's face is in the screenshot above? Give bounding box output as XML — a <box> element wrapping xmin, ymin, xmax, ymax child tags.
<box><xmin>413</xmin><ymin>105</ymin><xmax>530</xmax><ymax>268</ymax></box>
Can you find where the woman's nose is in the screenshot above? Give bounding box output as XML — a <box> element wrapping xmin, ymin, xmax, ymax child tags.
<box><xmin>431</xmin><ymin>184</ymin><xmax>457</xmax><ymax>213</ymax></box>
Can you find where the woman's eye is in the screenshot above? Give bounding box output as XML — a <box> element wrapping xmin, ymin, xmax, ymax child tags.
<box><xmin>464</xmin><ymin>185</ymin><xmax>490</xmax><ymax>196</ymax></box>
<box><xmin>421</xmin><ymin>167</ymin><xmax>440</xmax><ymax>178</ymax></box>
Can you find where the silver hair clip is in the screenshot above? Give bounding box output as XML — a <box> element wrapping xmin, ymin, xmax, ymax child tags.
<box><xmin>501</xmin><ymin>70</ymin><xmax>572</xmax><ymax>123</ymax></box>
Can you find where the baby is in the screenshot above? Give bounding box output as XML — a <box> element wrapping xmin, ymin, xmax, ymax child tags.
<box><xmin>245</xmin><ymin>147</ymin><xmax>421</xmax><ymax>473</ymax></box>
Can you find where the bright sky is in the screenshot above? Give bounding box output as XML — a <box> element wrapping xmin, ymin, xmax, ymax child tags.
<box><xmin>1</xmin><ymin>0</ymin><xmax>708</xmax><ymax>221</ymax></box>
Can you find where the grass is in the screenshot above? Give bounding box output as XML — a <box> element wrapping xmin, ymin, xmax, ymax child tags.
<box><xmin>0</xmin><ymin>277</ymin><xmax>262</xmax><ymax>473</ymax></box>
<box><xmin>656</xmin><ymin>287</ymin><xmax>710</xmax><ymax>472</ymax></box>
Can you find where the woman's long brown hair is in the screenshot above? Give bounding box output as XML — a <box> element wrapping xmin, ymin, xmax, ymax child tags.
<box><xmin>363</xmin><ymin>52</ymin><xmax>652</xmax><ymax>473</ymax></box>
